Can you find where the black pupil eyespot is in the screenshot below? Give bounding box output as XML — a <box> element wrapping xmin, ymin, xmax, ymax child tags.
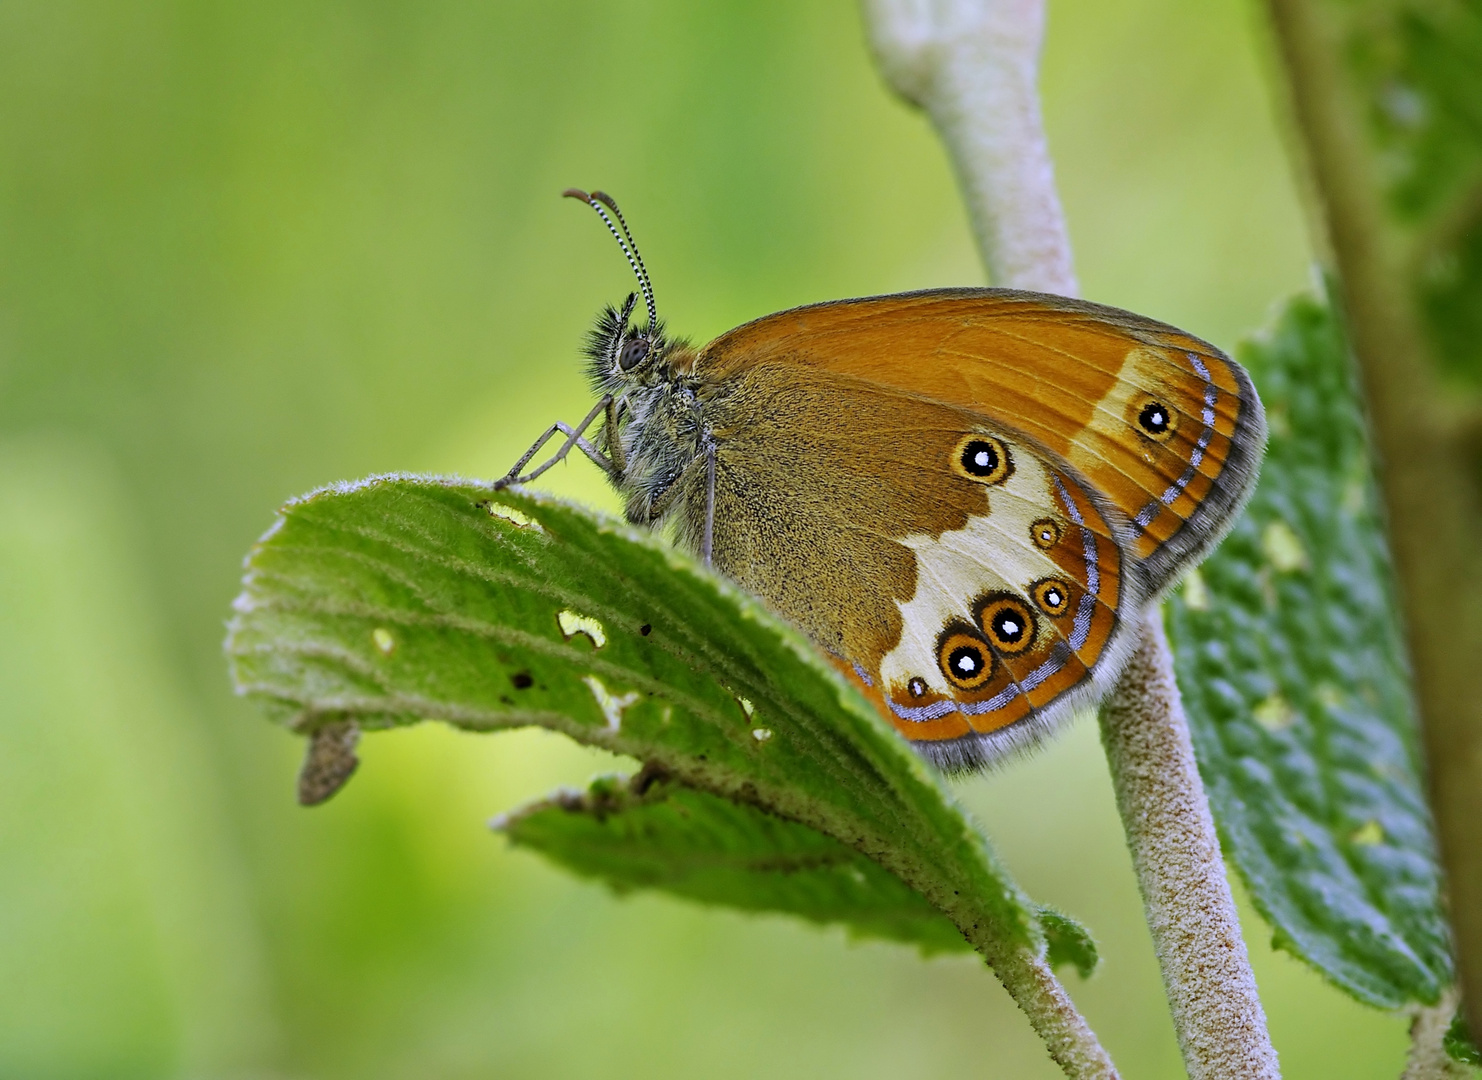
<box><xmin>992</xmin><ymin>609</ymin><xmax>1025</xmax><ymax>643</ymax></box>
<box><xmin>619</xmin><ymin>338</ymin><xmax>650</xmax><ymax>370</ymax></box>
<box><xmin>1139</xmin><ymin>402</ymin><xmax>1170</xmax><ymax>434</ymax></box>
<box><xmin>908</xmin><ymin>677</ymin><xmax>927</xmax><ymax>697</ymax></box>
<box><xmin>961</xmin><ymin>440</ymin><xmax>998</xmax><ymax>476</ymax></box>
<box><xmin>949</xmin><ymin>645</ymin><xmax>982</xmax><ymax>675</ymax></box>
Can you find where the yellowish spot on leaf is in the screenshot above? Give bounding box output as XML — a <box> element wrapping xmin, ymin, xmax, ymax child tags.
<box><xmin>1316</xmin><ymin>683</ymin><xmax>1345</xmax><ymax>711</ymax></box>
<box><xmin>1350</xmin><ymin>820</ymin><xmax>1384</xmax><ymax>846</ymax></box>
<box><xmin>1256</xmin><ymin>566</ymin><xmax>1278</xmax><ymax>611</ymax></box>
<box><xmin>558</xmin><ymin>609</ymin><xmax>607</xmax><ymax>648</ymax></box>
<box><xmin>1253</xmin><ymin>694</ymin><xmax>1296</xmax><ymax>731</ymax></box>
<box><xmin>581</xmin><ymin>675</ymin><xmax>640</xmax><ymax>732</ymax></box>
<box><xmin>1181</xmin><ymin>566</ymin><xmax>1210</xmax><ymax>611</ymax></box>
<box><xmin>372</xmin><ymin>627</ymin><xmax>395</xmax><ymax>655</ymax></box>
<box><xmin>1261</xmin><ymin>520</ymin><xmax>1309</xmax><ymax>573</ymax></box>
<box><xmin>737</xmin><ymin>696</ymin><xmax>754</xmax><ymax>718</ymax></box>
<box><xmin>751</xmin><ymin>727</ymin><xmax>773</xmax><ymax>743</ymax></box>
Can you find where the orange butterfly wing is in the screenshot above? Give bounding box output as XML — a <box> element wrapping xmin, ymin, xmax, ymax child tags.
<box><xmin>698</xmin><ymin>288</ymin><xmax>1266</xmax><ymax>596</ymax></box>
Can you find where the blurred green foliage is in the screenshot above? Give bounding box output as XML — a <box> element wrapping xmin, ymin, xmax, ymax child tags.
<box><xmin>0</xmin><ymin>1</ymin><xmax>1421</xmax><ymax>1077</ymax></box>
<box><xmin>1351</xmin><ymin>0</ymin><xmax>1482</xmax><ymax>383</ymax></box>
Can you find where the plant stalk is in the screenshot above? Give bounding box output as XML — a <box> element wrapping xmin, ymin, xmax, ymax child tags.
<box><xmin>861</xmin><ymin>0</ymin><xmax>1076</xmax><ymax>294</ymax></box>
<box><xmin>1401</xmin><ymin>988</ymin><xmax>1470</xmax><ymax>1080</ymax></box>
<box><xmin>975</xmin><ymin>938</ymin><xmax>1119</xmax><ymax>1079</ymax></box>
<box><xmin>1099</xmin><ymin>613</ymin><xmax>1280</xmax><ymax>1079</ymax></box>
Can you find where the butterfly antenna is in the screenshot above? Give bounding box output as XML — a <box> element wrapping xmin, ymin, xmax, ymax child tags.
<box><xmin>563</xmin><ymin>188</ymin><xmax>659</xmax><ymax>330</ymax></box>
<box><xmin>588</xmin><ymin>191</ymin><xmax>653</xmax><ymax>320</ymax></box>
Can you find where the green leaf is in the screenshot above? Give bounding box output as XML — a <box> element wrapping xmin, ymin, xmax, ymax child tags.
<box><xmin>1038</xmin><ymin>907</ymin><xmax>1099</xmax><ymax>981</ymax></box>
<box><xmin>497</xmin><ymin>770</ymin><xmax>971</xmax><ymax>956</ymax></box>
<box><xmin>1166</xmin><ymin>293</ymin><xmax>1453</xmax><ymax>1008</ymax></box>
<box><xmin>503</xmin><ymin>769</ymin><xmax>1099</xmax><ymax>974</ymax></box>
<box><xmin>226</xmin><ymin>476</ymin><xmax>1072</xmax><ymax>964</ymax></box>
<box><xmin>1445</xmin><ymin>1008</ymin><xmax>1482</xmax><ymax>1066</ymax></box>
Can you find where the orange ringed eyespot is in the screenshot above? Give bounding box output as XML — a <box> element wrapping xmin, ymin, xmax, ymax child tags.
<box><xmin>1031</xmin><ymin>517</ymin><xmax>1062</xmax><ymax>549</ymax></box>
<box><xmin>1032</xmin><ymin>578</ymin><xmax>1072</xmax><ymax>617</ymax></box>
<box><xmin>952</xmin><ymin>434</ymin><xmax>1013</xmax><ymax>485</ymax></box>
<box><xmin>937</xmin><ymin>632</ymin><xmax>993</xmax><ymax>691</ymax></box>
<box><xmin>976</xmin><ymin>596</ymin><xmax>1035</xmax><ymax>655</ymax></box>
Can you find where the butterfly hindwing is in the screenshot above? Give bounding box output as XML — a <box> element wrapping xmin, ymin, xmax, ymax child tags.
<box><xmin>677</xmin><ymin>361</ymin><xmax>1136</xmax><ymax>769</ymax></box>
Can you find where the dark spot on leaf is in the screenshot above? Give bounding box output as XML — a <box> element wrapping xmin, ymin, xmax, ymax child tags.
<box><xmin>511</xmin><ymin>671</ymin><xmax>534</xmax><ymax>689</ymax></box>
<box><xmin>640</xmin><ymin>623</ymin><xmax>652</xmax><ymax>636</ymax></box>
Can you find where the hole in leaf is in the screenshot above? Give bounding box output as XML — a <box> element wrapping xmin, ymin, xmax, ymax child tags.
<box><xmin>558</xmin><ymin>609</ymin><xmax>607</xmax><ymax>648</ymax></box>
<box><xmin>582</xmin><ymin>675</ymin><xmax>639</xmax><ymax>731</ymax></box>
<box><xmin>483</xmin><ymin>501</ymin><xmax>542</xmax><ymax>530</ymax></box>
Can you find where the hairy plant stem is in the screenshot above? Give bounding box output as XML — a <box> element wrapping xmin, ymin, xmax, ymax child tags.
<box><xmin>1265</xmin><ymin>0</ymin><xmax>1482</xmax><ymax>1042</ymax></box>
<box><xmin>1402</xmin><ymin>988</ymin><xmax>1470</xmax><ymax>1080</ymax></box>
<box><xmin>861</xmin><ymin>0</ymin><xmax>1076</xmax><ymax>294</ymax></box>
<box><xmin>861</xmin><ymin>1</ymin><xmax>1276</xmax><ymax>1074</ymax></box>
<box><xmin>1100</xmin><ymin>614</ymin><xmax>1279</xmax><ymax>1079</ymax></box>
<box><xmin>974</xmin><ymin>938</ymin><xmax>1118</xmax><ymax>1079</ymax></box>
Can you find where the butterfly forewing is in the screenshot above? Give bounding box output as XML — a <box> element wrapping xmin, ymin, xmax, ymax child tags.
<box><xmin>700</xmin><ymin>288</ymin><xmax>1265</xmax><ymax>598</ymax></box>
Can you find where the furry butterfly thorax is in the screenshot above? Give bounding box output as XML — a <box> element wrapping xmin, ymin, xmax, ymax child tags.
<box><xmin>498</xmin><ymin>191</ymin><xmax>1266</xmax><ymax>772</ymax></box>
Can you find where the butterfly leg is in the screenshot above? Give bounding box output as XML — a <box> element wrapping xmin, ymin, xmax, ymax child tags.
<box><xmin>495</xmin><ymin>396</ymin><xmax>614</xmax><ymax>489</ymax></box>
<box><xmin>605</xmin><ymin>397</ymin><xmax>627</xmax><ymax>476</ymax></box>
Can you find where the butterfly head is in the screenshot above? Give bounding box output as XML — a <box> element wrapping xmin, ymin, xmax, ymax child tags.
<box><xmin>581</xmin><ymin>290</ymin><xmax>673</xmax><ymax>394</ymax></box>
<box><xmin>565</xmin><ymin>188</ymin><xmax>681</xmax><ymax>394</ymax></box>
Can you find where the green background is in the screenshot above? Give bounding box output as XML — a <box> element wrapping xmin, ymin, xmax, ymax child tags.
<box><xmin>0</xmin><ymin>1</ymin><xmax>1406</xmax><ymax>1076</ymax></box>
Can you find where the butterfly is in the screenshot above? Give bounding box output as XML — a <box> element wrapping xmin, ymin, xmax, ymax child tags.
<box><xmin>498</xmin><ymin>190</ymin><xmax>1266</xmax><ymax>772</ymax></box>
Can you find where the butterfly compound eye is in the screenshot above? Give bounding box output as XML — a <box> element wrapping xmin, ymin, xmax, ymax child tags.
<box><xmin>618</xmin><ymin>337</ymin><xmax>650</xmax><ymax>371</ymax></box>
<box><xmin>952</xmin><ymin>435</ymin><xmax>1013</xmax><ymax>485</ymax></box>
